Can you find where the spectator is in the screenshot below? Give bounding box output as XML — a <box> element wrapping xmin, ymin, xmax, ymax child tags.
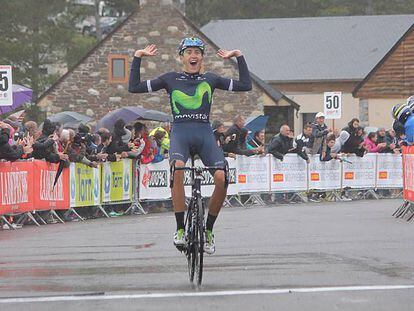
<box><xmin>309</xmin><ymin>112</ymin><xmax>329</xmax><ymax>155</ymax></box>
<box><xmin>97</xmin><ymin>132</ymin><xmax>118</xmax><ymax>162</ymax></box>
<box><xmin>267</xmin><ymin>125</ymin><xmax>294</xmax><ymax>161</ymax></box>
<box><xmin>293</xmin><ymin>123</ymin><xmax>312</xmax><ymax>163</ymax></box>
<box><xmin>32</xmin><ymin>119</ymin><xmax>68</xmax><ymax>163</ymax></box>
<box><xmin>377</xmin><ymin>127</ymin><xmax>396</xmax><ymax>154</ymax></box>
<box><xmin>149</xmin><ymin>122</ymin><xmax>171</xmax><ymax>153</ymax></box>
<box><xmin>68</xmin><ymin>133</ymin><xmax>98</xmax><ymax>168</ymax></box>
<box><xmin>247</xmin><ymin>130</ymin><xmax>265</xmax><ymax>150</ymax></box>
<box><xmin>212</xmin><ymin>120</ymin><xmax>236</xmax><ymax>158</ymax></box>
<box><xmin>24</xmin><ymin>121</ymin><xmax>40</xmax><ymax>139</ymax></box>
<box><xmin>341</xmin><ymin>118</ymin><xmax>361</xmax><ymax>154</ymax></box>
<box><xmin>106</xmin><ymin>119</ymin><xmax>131</xmax><ymax>158</ymax></box>
<box><xmin>364</xmin><ymin>132</ymin><xmax>386</xmax><ymax>153</ymax></box>
<box><xmin>86</xmin><ymin>134</ymin><xmax>108</xmax><ymax>162</ymax></box>
<box><xmin>0</xmin><ymin>126</ymin><xmax>32</xmax><ymax>161</ymax></box>
<box><xmin>343</xmin><ymin>118</ymin><xmax>360</xmax><ymax>134</ymax></box>
<box><xmin>152</xmin><ymin>130</ymin><xmax>168</xmax><ymax>163</ymax></box>
<box><xmin>223</xmin><ymin>115</ymin><xmax>245</xmax><ymax>154</ymax></box>
<box><xmin>130</xmin><ymin>122</ymin><xmax>146</xmax><ymax>156</ymax></box>
<box><xmin>320</xmin><ymin>134</ymin><xmax>338</xmax><ymax>161</ymax></box>
<box><xmin>133</xmin><ymin>122</ymin><xmax>153</xmax><ymax>164</ymax></box>
<box><xmin>237</xmin><ymin>128</ymin><xmax>262</xmax><ymax>156</ymax></box>
<box><xmin>332</xmin><ymin>130</ymin><xmax>350</xmax><ymax>154</ymax></box>
<box><xmin>386</xmin><ymin>129</ymin><xmax>400</xmax><ymax>154</ymax></box>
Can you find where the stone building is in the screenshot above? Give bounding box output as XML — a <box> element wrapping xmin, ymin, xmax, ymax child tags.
<box><xmin>37</xmin><ymin>0</ymin><xmax>299</xmax><ymax>131</ymax></box>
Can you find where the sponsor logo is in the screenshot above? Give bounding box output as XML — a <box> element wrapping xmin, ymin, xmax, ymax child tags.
<box><xmin>124</xmin><ymin>171</ymin><xmax>130</xmax><ymax>191</ymax></box>
<box><xmin>142</xmin><ymin>168</ymin><xmax>168</xmax><ymax>188</ymax></box>
<box><xmin>310</xmin><ymin>173</ymin><xmax>320</xmax><ymax>182</ymax></box>
<box><xmin>238</xmin><ymin>174</ymin><xmax>247</xmax><ymax>184</ymax></box>
<box><xmin>171</xmin><ymin>82</ymin><xmax>212</xmax><ymax>114</ymax></box>
<box><xmin>378</xmin><ymin>171</ymin><xmax>388</xmax><ymax>179</ymax></box>
<box><xmin>40</xmin><ymin>170</ymin><xmax>63</xmax><ymax>201</ymax></box>
<box><xmin>344</xmin><ymin>172</ymin><xmax>354</xmax><ymax>180</ymax></box>
<box><xmin>273</xmin><ymin>174</ymin><xmax>284</xmax><ymax>182</ymax></box>
<box><xmin>0</xmin><ymin>171</ymin><xmax>29</xmax><ymax>205</ymax></box>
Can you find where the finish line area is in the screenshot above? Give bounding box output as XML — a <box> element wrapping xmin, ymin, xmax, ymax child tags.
<box><xmin>1</xmin><ymin>199</ymin><xmax>413</xmax><ymax>310</ymax></box>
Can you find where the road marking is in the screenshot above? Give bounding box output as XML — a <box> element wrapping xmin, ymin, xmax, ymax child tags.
<box><xmin>1</xmin><ymin>285</ymin><xmax>414</xmax><ymax>304</ymax></box>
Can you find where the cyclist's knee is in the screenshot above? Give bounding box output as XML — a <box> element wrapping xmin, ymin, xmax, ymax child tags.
<box><xmin>173</xmin><ymin>160</ymin><xmax>185</xmax><ymax>168</ymax></box>
<box><xmin>214</xmin><ymin>170</ymin><xmax>225</xmax><ymax>186</ymax></box>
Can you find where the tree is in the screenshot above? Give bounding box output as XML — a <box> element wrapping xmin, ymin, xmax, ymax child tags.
<box><xmin>0</xmin><ymin>0</ymin><xmax>75</xmax><ymax>101</ymax></box>
<box><xmin>185</xmin><ymin>0</ymin><xmax>414</xmax><ymax>26</ymax></box>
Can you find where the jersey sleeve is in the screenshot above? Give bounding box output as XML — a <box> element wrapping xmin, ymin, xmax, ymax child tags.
<box><xmin>212</xmin><ymin>55</ymin><xmax>252</xmax><ymax>92</ymax></box>
<box><xmin>128</xmin><ymin>57</ymin><xmax>167</xmax><ymax>93</ymax></box>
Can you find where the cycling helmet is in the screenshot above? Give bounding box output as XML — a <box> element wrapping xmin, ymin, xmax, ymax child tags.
<box><xmin>392</xmin><ymin>103</ymin><xmax>411</xmax><ymax>124</ymax></box>
<box><xmin>178</xmin><ymin>37</ymin><xmax>205</xmax><ymax>55</ymax></box>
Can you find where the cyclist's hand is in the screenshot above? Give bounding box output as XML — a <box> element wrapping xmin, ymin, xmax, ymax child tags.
<box><xmin>135</xmin><ymin>44</ymin><xmax>157</xmax><ymax>58</ymax></box>
<box><xmin>217</xmin><ymin>49</ymin><xmax>242</xmax><ymax>59</ymax></box>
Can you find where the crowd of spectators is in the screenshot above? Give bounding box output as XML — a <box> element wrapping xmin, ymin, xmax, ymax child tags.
<box><xmin>265</xmin><ymin>113</ymin><xmax>406</xmax><ymax>163</ymax></box>
<box><xmin>0</xmin><ymin>115</ymin><xmax>171</xmax><ymax>165</ymax></box>
<box><xmin>0</xmin><ymin>111</ymin><xmax>406</xmax><ymax>165</ymax></box>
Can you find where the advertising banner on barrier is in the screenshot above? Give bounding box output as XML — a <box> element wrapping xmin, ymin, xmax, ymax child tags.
<box><xmin>308</xmin><ymin>155</ymin><xmax>341</xmax><ymax>190</ymax></box>
<box><xmin>102</xmin><ymin>159</ymin><xmax>133</xmax><ymax>203</ymax></box>
<box><xmin>139</xmin><ymin>159</ymin><xmax>170</xmax><ymax>200</ymax></box>
<box><xmin>270</xmin><ymin>154</ymin><xmax>307</xmax><ymax>192</ymax></box>
<box><xmin>184</xmin><ymin>158</ymin><xmax>238</xmax><ymax>197</ymax></box>
<box><xmin>70</xmin><ymin>163</ymin><xmax>101</xmax><ymax>207</ymax></box>
<box><xmin>33</xmin><ymin>160</ymin><xmax>69</xmax><ymax>210</ymax></box>
<box><xmin>237</xmin><ymin>155</ymin><xmax>270</xmax><ymax>193</ymax></box>
<box><xmin>342</xmin><ymin>154</ymin><xmax>376</xmax><ymax>188</ymax></box>
<box><xmin>403</xmin><ymin>146</ymin><xmax>414</xmax><ymax>202</ymax></box>
<box><xmin>376</xmin><ymin>154</ymin><xmax>403</xmax><ymax>189</ymax></box>
<box><xmin>0</xmin><ymin>161</ymin><xmax>33</xmax><ymax>215</ymax></box>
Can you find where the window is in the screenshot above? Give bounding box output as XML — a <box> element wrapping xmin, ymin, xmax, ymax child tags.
<box><xmin>108</xmin><ymin>54</ymin><xmax>129</xmax><ymax>83</ymax></box>
<box><xmin>302</xmin><ymin>113</ymin><xmax>316</xmax><ymax>129</ymax></box>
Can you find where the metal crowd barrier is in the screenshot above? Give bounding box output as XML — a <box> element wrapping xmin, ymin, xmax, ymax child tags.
<box><xmin>0</xmin><ymin>153</ymin><xmax>405</xmax><ymax>229</ymax></box>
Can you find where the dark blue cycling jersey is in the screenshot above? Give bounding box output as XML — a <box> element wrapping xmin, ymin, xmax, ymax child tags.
<box><xmin>128</xmin><ymin>56</ymin><xmax>252</xmax><ymax>123</ymax></box>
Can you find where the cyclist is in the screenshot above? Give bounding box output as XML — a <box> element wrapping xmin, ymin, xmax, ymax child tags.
<box><xmin>392</xmin><ymin>103</ymin><xmax>414</xmax><ymax>143</ymax></box>
<box><xmin>129</xmin><ymin>37</ymin><xmax>252</xmax><ymax>254</ymax></box>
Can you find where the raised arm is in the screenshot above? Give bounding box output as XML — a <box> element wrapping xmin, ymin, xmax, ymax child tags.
<box><xmin>128</xmin><ymin>44</ymin><xmax>167</xmax><ymax>93</ymax></box>
<box><xmin>214</xmin><ymin>49</ymin><xmax>252</xmax><ymax>91</ymax></box>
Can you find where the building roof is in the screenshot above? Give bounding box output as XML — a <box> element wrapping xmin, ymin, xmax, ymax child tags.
<box><xmin>201</xmin><ymin>15</ymin><xmax>414</xmax><ymax>82</ymax></box>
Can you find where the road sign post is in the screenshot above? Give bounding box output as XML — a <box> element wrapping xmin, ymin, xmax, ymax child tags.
<box><xmin>0</xmin><ymin>66</ymin><xmax>13</xmax><ymax>107</ymax></box>
<box><xmin>324</xmin><ymin>91</ymin><xmax>342</xmax><ymax>129</ymax></box>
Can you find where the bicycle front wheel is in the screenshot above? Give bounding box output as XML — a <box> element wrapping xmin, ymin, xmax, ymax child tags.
<box><xmin>195</xmin><ymin>197</ymin><xmax>204</xmax><ymax>286</ymax></box>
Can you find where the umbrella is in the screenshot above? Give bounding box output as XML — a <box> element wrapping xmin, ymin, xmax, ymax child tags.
<box><xmin>97</xmin><ymin>106</ymin><xmax>147</xmax><ymax>129</ymax></box>
<box><xmin>0</xmin><ymin>84</ymin><xmax>32</xmax><ymax>115</ymax></box>
<box><xmin>139</xmin><ymin>109</ymin><xmax>172</xmax><ymax>122</ymax></box>
<box><xmin>9</xmin><ymin>110</ymin><xmax>25</xmax><ymax>121</ymax></box>
<box><xmin>49</xmin><ymin>111</ymin><xmax>92</xmax><ymax>128</ymax></box>
<box><xmin>245</xmin><ymin>115</ymin><xmax>269</xmax><ymax>140</ymax></box>
<box><xmin>97</xmin><ymin>106</ymin><xmax>172</xmax><ymax>129</ymax></box>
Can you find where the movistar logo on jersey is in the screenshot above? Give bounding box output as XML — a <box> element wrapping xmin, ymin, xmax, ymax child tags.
<box><xmin>171</xmin><ymin>82</ymin><xmax>212</xmax><ymax>114</ymax></box>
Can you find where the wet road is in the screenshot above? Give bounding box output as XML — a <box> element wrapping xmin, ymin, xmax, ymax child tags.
<box><xmin>0</xmin><ymin>199</ymin><xmax>413</xmax><ymax>310</ymax></box>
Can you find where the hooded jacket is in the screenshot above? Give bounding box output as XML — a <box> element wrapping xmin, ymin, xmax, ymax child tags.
<box><xmin>0</xmin><ymin>128</ymin><xmax>24</xmax><ymax>161</ymax></box>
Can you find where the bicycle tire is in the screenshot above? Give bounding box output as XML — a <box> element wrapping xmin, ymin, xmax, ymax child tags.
<box><xmin>196</xmin><ymin>197</ymin><xmax>204</xmax><ymax>286</ymax></box>
<box><xmin>186</xmin><ymin>202</ymin><xmax>196</xmax><ymax>284</ymax></box>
